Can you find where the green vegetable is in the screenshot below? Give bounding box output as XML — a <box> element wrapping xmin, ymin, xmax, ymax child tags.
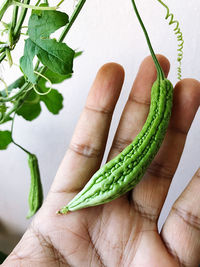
<box><xmin>58</xmin><ymin>0</ymin><xmax>174</xmax><ymax>214</ymax></box>
<box><xmin>26</xmin><ymin>153</ymin><xmax>43</xmax><ymax>219</ymax></box>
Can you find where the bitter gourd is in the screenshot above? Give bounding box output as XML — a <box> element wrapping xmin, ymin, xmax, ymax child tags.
<box><xmin>27</xmin><ymin>154</ymin><xmax>43</xmax><ymax>219</ymax></box>
<box><xmin>58</xmin><ymin>0</ymin><xmax>174</xmax><ymax>214</ymax></box>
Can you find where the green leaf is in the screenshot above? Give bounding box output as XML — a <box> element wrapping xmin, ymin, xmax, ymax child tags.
<box><xmin>43</xmin><ymin>68</ymin><xmax>72</xmax><ymax>84</ymax></box>
<box><xmin>36</xmin><ymin>38</ymin><xmax>74</xmax><ymax>75</ymax></box>
<box><xmin>20</xmin><ymin>10</ymin><xmax>75</xmax><ymax>83</ymax></box>
<box><xmin>0</xmin><ymin>103</ymin><xmax>7</xmax><ymax>113</ymax></box>
<box><xmin>28</xmin><ymin>10</ymin><xmax>69</xmax><ymax>38</ymax></box>
<box><xmin>16</xmin><ymin>102</ymin><xmax>41</xmax><ymax>121</ymax></box>
<box><xmin>20</xmin><ymin>39</ymin><xmax>37</xmax><ymax>83</ymax></box>
<box><xmin>74</xmin><ymin>51</ymin><xmax>83</xmax><ymax>58</ymax></box>
<box><xmin>0</xmin><ymin>130</ymin><xmax>12</xmax><ymax>150</ymax></box>
<box><xmin>39</xmin><ymin>50</ymin><xmax>82</xmax><ymax>84</ymax></box>
<box><xmin>16</xmin><ymin>90</ymin><xmax>41</xmax><ymax>121</ymax></box>
<box><xmin>40</xmin><ymin>88</ymin><xmax>63</xmax><ymax>114</ymax></box>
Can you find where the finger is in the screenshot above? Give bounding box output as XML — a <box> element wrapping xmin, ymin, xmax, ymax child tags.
<box><xmin>131</xmin><ymin>78</ymin><xmax>200</xmax><ymax>221</ymax></box>
<box><xmin>50</xmin><ymin>63</ymin><xmax>124</xmax><ymax>195</ymax></box>
<box><xmin>161</xmin><ymin>168</ymin><xmax>200</xmax><ymax>266</ymax></box>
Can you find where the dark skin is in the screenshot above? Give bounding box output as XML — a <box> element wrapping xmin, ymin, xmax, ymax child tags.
<box><xmin>2</xmin><ymin>55</ymin><xmax>200</xmax><ymax>267</ymax></box>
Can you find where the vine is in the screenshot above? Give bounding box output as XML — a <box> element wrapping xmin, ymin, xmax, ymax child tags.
<box><xmin>157</xmin><ymin>0</ymin><xmax>184</xmax><ymax>80</ymax></box>
<box><xmin>0</xmin><ymin>0</ymin><xmax>86</xmax><ymax>218</ymax></box>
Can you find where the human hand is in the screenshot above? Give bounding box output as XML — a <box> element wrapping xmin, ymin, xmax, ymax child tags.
<box><xmin>3</xmin><ymin>55</ymin><xmax>200</xmax><ymax>267</ymax></box>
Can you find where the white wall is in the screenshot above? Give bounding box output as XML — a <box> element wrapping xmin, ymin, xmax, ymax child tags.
<box><xmin>0</xmin><ymin>0</ymin><xmax>200</xmax><ymax>254</ymax></box>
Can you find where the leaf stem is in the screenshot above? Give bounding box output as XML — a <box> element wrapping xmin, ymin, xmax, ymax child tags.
<box><xmin>0</xmin><ymin>81</ymin><xmax>30</xmax><ymax>102</ymax></box>
<box><xmin>58</xmin><ymin>0</ymin><xmax>87</xmax><ymax>42</ymax></box>
<box><xmin>11</xmin><ymin>5</ymin><xmax>19</xmax><ymax>29</ymax></box>
<box><xmin>0</xmin><ymin>51</ymin><xmax>6</xmax><ymax>62</ymax></box>
<box><xmin>57</xmin><ymin>0</ymin><xmax>64</xmax><ymax>8</ymax></box>
<box><xmin>131</xmin><ymin>0</ymin><xmax>165</xmax><ymax>80</ymax></box>
<box><xmin>13</xmin><ymin>1</ymin><xmax>57</xmax><ymax>10</ymax></box>
<box><xmin>35</xmin><ymin>0</ymin><xmax>42</xmax><ymax>5</ymax></box>
<box><xmin>0</xmin><ymin>87</ymin><xmax>32</xmax><ymax>123</ymax></box>
<box><xmin>0</xmin><ymin>78</ymin><xmax>8</xmax><ymax>96</ymax></box>
<box><xmin>0</xmin><ymin>0</ymin><xmax>12</xmax><ymax>21</ymax></box>
<box><xmin>5</xmin><ymin>48</ymin><xmax>13</xmax><ymax>66</ymax></box>
<box><xmin>13</xmin><ymin>0</ymin><xmax>30</xmax><ymax>37</ymax></box>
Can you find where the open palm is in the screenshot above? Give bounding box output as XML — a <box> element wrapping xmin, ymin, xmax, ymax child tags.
<box><xmin>3</xmin><ymin>55</ymin><xmax>200</xmax><ymax>267</ymax></box>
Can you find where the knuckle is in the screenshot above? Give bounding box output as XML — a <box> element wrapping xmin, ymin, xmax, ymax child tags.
<box><xmin>128</xmin><ymin>94</ymin><xmax>151</xmax><ymax>106</ymax></box>
<box><xmin>85</xmin><ymin>105</ymin><xmax>112</xmax><ymax>115</ymax></box>
<box><xmin>69</xmin><ymin>142</ymin><xmax>102</xmax><ymax>159</ymax></box>
<box><xmin>112</xmin><ymin>137</ymin><xmax>133</xmax><ymax>153</ymax></box>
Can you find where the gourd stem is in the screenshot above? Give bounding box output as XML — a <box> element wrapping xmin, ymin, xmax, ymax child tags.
<box><xmin>12</xmin><ymin>139</ymin><xmax>32</xmax><ymax>155</ymax></box>
<box><xmin>11</xmin><ymin>113</ymin><xmax>32</xmax><ymax>155</ymax></box>
<box><xmin>131</xmin><ymin>0</ymin><xmax>165</xmax><ymax>80</ymax></box>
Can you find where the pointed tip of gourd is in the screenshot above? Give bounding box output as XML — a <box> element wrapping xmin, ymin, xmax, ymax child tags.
<box><xmin>26</xmin><ymin>209</ymin><xmax>36</xmax><ymax>219</ymax></box>
<box><xmin>56</xmin><ymin>206</ymin><xmax>69</xmax><ymax>215</ymax></box>
<box><xmin>26</xmin><ymin>213</ymin><xmax>33</xmax><ymax>220</ymax></box>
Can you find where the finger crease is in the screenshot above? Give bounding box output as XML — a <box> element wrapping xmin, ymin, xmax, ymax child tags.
<box><xmin>87</xmin><ymin>229</ymin><xmax>107</xmax><ymax>267</ymax></box>
<box><xmin>146</xmin><ymin>160</ymin><xmax>174</xmax><ymax>180</ymax></box>
<box><xmin>172</xmin><ymin>206</ymin><xmax>200</xmax><ymax>232</ymax></box>
<box><xmin>163</xmin><ymin>239</ymin><xmax>187</xmax><ymax>267</ymax></box>
<box><xmin>85</xmin><ymin>105</ymin><xmax>112</xmax><ymax>115</ymax></box>
<box><xmin>168</xmin><ymin>125</ymin><xmax>187</xmax><ymax>136</ymax></box>
<box><xmin>112</xmin><ymin>137</ymin><xmax>133</xmax><ymax>153</ymax></box>
<box><xmin>69</xmin><ymin>142</ymin><xmax>102</xmax><ymax>159</ymax></box>
<box><xmin>133</xmin><ymin>200</ymin><xmax>158</xmax><ymax>223</ymax></box>
<box><xmin>128</xmin><ymin>94</ymin><xmax>151</xmax><ymax>106</ymax></box>
<box><xmin>30</xmin><ymin>225</ymin><xmax>70</xmax><ymax>266</ymax></box>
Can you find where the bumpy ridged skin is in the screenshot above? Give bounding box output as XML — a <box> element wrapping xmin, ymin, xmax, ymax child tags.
<box><xmin>59</xmin><ymin>78</ymin><xmax>173</xmax><ymax>213</ymax></box>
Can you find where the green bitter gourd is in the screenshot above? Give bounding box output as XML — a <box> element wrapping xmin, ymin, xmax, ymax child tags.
<box><xmin>58</xmin><ymin>0</ymin><xmax>174</xmax><ymax>214</ymax></box>
<box><xmin>27</xmin><ymin>153</ymin><xmax>43</xmax><ymax>219</ymax></box>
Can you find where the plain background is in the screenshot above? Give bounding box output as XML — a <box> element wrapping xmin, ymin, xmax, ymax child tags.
<box><xmin>0</xmin><ymin>0</ymin><xmax>200</xmax><ymax>254</ymax></box>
